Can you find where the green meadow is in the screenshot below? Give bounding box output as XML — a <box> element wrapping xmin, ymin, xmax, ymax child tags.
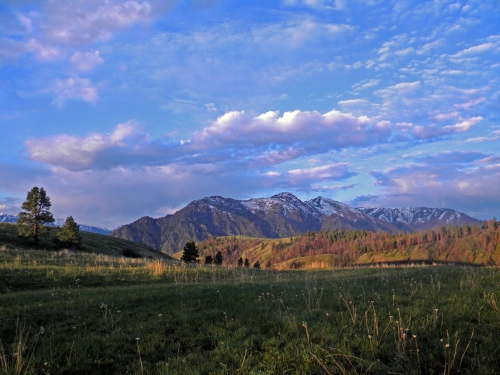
<box><xmin>1</xmin><ymin>251</ymin><xmax>500</xmax><ymax>374</ymax></box>
<box><xmin>1</xmin><ymin>223</ymin><xmax>500</xmax><ymax>374</ymax></box>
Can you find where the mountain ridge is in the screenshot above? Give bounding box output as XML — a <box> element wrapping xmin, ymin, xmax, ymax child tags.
<box><xmin>110</xmin><ymin>192</ymin><xmax>482</xmax><ymax>254</ymax></box>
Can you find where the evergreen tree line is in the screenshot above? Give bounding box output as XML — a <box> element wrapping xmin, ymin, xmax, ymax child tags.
<box><xmin>16</xmin><ymin>186</ymin><xmax>82</xmax><ymax>249</ymax></box>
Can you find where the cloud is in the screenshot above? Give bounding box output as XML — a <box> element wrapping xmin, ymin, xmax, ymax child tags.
<box><xmin>51</xmin><ymin>77</ymin><xmax>99</xmax><ymax>105</ymax></box>
<box><xmin>69</xmin><ymin>51</ymin><xmax>104</xmax><ymax>72</ymax></box>
<box><xmin>453</xmin><ymin>42</ymin><xmax>499</xmax><ymax>57</ymax></box>
<box><xmin>349</xmin><ymin>194</ymin><xmax>379</xmax><ymax>205</ymax></box>
<box><xmin>24</xmin><ymin>108</ymin><xmax>393</xmax><ymax>173</ymax></box>
<box><xmin>25</xmin><ymin>121</ymin><xmax>139</xmax><ymax>171</ymax></box>
<box><xmin>39</xmin><ymin>0</ymin><xmax>154</xmax><ymax>47</ymax></box>
<box><xmin>369</xmin><ymin>155</ymin><xmax>500</xmax><ymax>218</ymax></box>
<box><xmin>25</xmin><ymin>38</ymin><xmax>65</xmax><ymax>61</ymax></box>
<box><xmin>283</xmin><ymin>0</ymin><xmax>344</xmax><ymax>9</ymax></box>
<box><xmin>191</xmin><ymin>109</ymin><xmax>392</xmax><ymax>158</ymax></box>
<box><xmin>351</xmin><ymin>79</ymin><xmax>381</xmax><ymax>91</ymax></box>
<box><xmin>413</xmin><ymin>151</ymin><xmax>488</xmax><ymax>165</ymax></box>
<box><xmin>288</xmin><ymin>163</ymin><xmax>354</xmax><ymax>180</ymax></box>
<box><xmin>412</xmin><ymin>117</ymin><xmax>482</xmax><ymax>139</ymax></box>
<box><xmin>309</xmin><ymin>183</ymin><xmax>358</xmax><ymax>192</ymax></box>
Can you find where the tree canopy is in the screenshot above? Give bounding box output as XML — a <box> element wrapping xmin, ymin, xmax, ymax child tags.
<box><xmin>214</xmin><ymin>250</ymin><xmax>223</xmax><ymax>265</ymax></box>
<box><xmin>54</xmin><ymin>216</ymin><xmax>82</xmax><ymax>250</ymax></box>
<box><xmin>17</xmin><ymin>187</ymin><xmax>55</xmax><ymax>245</ymax></box>
<box><xmin>181</xmin><ymin>241</ymin><xmax>199</xmax><ymax>263</ymax></box>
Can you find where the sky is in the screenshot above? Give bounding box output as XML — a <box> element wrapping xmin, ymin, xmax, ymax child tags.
<box><xmin>0</xmin><ymin>0</ymin><xmax>499</xmax><ymax>229</ymax></box>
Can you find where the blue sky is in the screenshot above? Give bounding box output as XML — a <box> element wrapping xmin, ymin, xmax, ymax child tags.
<box><xmin>1</xmin><ymin>0</ymin><xmax>499</xmax><ymax>229</ymax></box>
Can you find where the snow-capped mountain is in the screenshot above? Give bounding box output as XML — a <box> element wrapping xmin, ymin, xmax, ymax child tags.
<box><xmin>0</xmin><ymin>214</ymin><xmax>111</xmax><ymax>235</ymax></box>
<box><xmin>357</xmin><ymin>207</ymin><xmax>480</xmax><ymax>230</ymax></box>
<box><xmin>111</xmin><ymin>192</ymin><xmax>481</xmax><ymax>254</ymax></box>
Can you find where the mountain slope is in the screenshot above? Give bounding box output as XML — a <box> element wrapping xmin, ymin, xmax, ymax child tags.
<box><xmin>110</xmin><ymin>192</ymin><xmax>482</xmax><ymax>254</ymax></box>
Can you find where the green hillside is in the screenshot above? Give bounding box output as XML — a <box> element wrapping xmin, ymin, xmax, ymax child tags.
<box><xmin>196</xmin><ymin>220</ymin><xmax>500</xmax><ymax>269</ymax></box>
<box><xmin>0</xmin><ymin>222</ymin><xmax>173</xmax><ymax>260</ymax></box>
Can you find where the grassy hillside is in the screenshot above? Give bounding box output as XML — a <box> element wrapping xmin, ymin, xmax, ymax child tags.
<box><xmin>0</xmin><ymin>222</ymin><xmax>173</xmax><ymax>260</ymax></box>
<box><xmin>196</xmin><ymin>221</ymin><xmax>500</xmax><ymax>269</ymax></box>
<box><xmin>1</xmin><ymin>247</ymin><xmax>500</xmax><ymax>373</ymax></box>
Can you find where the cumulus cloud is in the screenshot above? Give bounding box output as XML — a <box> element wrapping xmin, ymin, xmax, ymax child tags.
<box><xmin>51</xmin><ymin>77</ymin><xmax>99</xmax><ymax>105</ymax></box>
<box><xmin>25</xmin><ymin>121</ymin><xmax>139</xmax><ymax>171</ymax></box>
<box><xmin>192</xmin><ymin>109</ymin><xmax>390</xmax><ymax>152</ymax></box>
<box><xmin>24</xmin><ymin>109</ymin><xmax>393</xmax><ymax>172</ymax></box>
<box><xmin>69</xmin><ymin>51</ymin><xmax>104</xmax><ymax>72</ymax></box>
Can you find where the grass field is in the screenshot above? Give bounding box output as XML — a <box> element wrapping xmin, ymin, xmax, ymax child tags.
<box><xmin>1</xmin><ymin>244</ymin><xmax>500</xmax><ymax>374</ymax></box>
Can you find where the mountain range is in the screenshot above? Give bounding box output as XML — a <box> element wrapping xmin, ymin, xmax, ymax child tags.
<box><xmin>0</xmin><ymin>214</ymin><xmax>111</xmax><ymax>235</ymax></box>
<box><xmin>110</xmin><ymin>192</ymin><xmax>482</xmax><ymax>254</ymax></box>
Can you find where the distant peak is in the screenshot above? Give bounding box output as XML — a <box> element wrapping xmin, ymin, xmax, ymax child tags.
<box><xmin>271</xmin><ymin>192</ymin><xmax>300</xmax><ymax>200</ymax></box>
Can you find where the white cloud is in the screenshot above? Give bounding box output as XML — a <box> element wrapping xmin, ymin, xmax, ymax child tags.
<box><xmin>25</xmin><ymin>121</ymin><xmax>137</xmax><ymax>171</ymax></box>
<box><xmin>69</xmin><ymin>51</ymin><xmax>104</xmax><ymax>72</ymax></box>
<box><xmin>40</xmin><ymin>0</ymin><xmax>154</xmax><ymax>47</ymax></box>
<box><xmin>288</xmin><ymin>163</ymin><xmax>350</xmax><ymax>179</ymax></box>
<box><xmin>413</xmin><ymin>116</ymin><xmax>482</xmax><ymax>139</ymax></box>
<box><xmin>51</xmin><ymin>77</ymin><xmax>99</xmax><ymax>105</ymax></box>
<box><xmin>453</xmin><ymin>42</ymin><xmax>499</xmax><ymax>57</ymax></box>
<box><xmin>25</xmin><ymin>38</ymin><xmax>65</xmax><ymax>61</ymax></box>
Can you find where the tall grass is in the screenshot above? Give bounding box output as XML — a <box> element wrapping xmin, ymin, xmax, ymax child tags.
<box><xmin>1</xmin><ymin>248</ymin><xmax>500</xmax><ymax>374</ymax></box>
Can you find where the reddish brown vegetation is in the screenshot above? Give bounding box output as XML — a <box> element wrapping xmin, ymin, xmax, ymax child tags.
<box><xmin>198</xmin><ymin>218</ymin><xmax>500</xmax><ymax>267</ymax></box>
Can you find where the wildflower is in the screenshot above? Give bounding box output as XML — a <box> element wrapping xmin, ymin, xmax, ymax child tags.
<box><xmin>158</xmin><ymin>314</ymin><xmax>162</xmax><ymax>317</ymax></box>
<box><xmin>136</xmin><ymin>338</ymin><xmax>140</xmax><ymax>341</ymax></box>
<box><xmin>368</xmin><ymin>335</ymin><xmax>372</xmax><ymax>339</ymax></box>
<box><xmin>445</xmin><ymin>343</ymin><xmax>450</xmax><ymax>348</ymax></box>
<box><xmin>40</xmin><ymin>326</ymin><xmax>45</xmax><ymax>334</ymax></box>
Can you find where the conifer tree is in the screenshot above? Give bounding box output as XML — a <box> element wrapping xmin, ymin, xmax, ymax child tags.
<box><xmin>54</xmin><ymin>216</ymin><xmax>82</xmax><ymax>250</ymax></box>
<box><xmin>253</xmin><ymin>260</ymin><xmax>261</xmax><ymax>269</ymax></box>
<box><xmin>237</xmin><ymin>257</ymin><xmax>244</xmax><ymax>267</ymax></box>
<box><xmin>17</xmin><ymin>187</ymin><xmax>55</xmax><ymax>245</ymax></box>
<box><xmin>204</xmin><ymin>255</ymin><xmax>213</xmax><ymax>265</ymax></box>
<box><xmin>214</xmin><ymin>251</ymin><xmax>223</xmax><ymax>265</ymax></box>
<box><xmin>181</xmin><ymin>241</ymin><xmax>199</xmax><ymax>263</ymax></box>
<box><xmin>244</xmin><ymin>258</ymin><xmax>250</xmax><ymax>268</ymax></box>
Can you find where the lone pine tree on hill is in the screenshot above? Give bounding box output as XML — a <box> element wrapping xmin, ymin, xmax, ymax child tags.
<box><xmin>54</xmin><ymin>216</ymin><xmax>82</xmax><ymax>250</ymax></box>
<box><xmin>181</xmin><ymin>241</ymin><xmax>199</xmax><ymax>263</ymax></box>
<box><xmin>17</xmin><ymin>187</ymin><xmax>55</xmax><ymax>245</ymax></box>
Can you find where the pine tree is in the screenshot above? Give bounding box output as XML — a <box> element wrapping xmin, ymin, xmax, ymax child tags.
<box><xmin>17</xmin><ymin>187</ymin><xmax>55</xmax><ymax>246</ymax></box>
<box><xmin>181</xmin><ymin>241</ymin><xmax>199</xmax><ymax>263</ymax></box>
<box><xmin>54</xmin><ymin>216</ymin><xmax>82</xmax><ymax>250</ymax></box>
<box><xmin>253</xmin><ymin>261</ymin><xmax>261</xmax><ymax>269</ymax></box>
<box><xmin>214</xmin><ymin>251</ymin><xmax>223</xmax><ymax>265</ymax></box>
<box><xmin>237</xmin><ymin>257</ymin><xmax>244</xmax><ymax>267</ymax></box>
<box><xmin>204</xmin><ymin>255</ymin><xmax>213</xmax><ymax>265</ymax></box>
<box><xmin>244</xmin><ymin>258</ymin><xmax>250</xmax><ymax>268</ymax></box>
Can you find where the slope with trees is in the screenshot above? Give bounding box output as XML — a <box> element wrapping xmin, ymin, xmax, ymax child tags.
<box><xmin>196</xmin><ymin>219</ymin><xmax>500</xmax><ymax>269</ymax></box>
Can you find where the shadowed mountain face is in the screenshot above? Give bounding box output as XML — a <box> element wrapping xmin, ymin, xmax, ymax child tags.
<box><xmin>110</xmin><ymin>192</ymin><xmax>482</xmax><ymax>254</ymax></box>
